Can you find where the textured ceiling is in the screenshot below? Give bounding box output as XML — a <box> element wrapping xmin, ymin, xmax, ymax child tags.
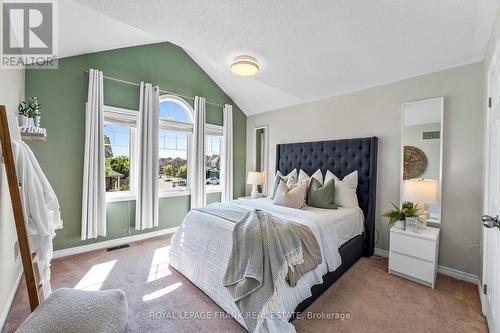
<box><xmin>59</xmin><ymin>1</ymin><xmax>158</xmax><ymax>59</ymax></box>
<box><xmin>72</xmin><ymin>0</ymin><xmax>499</xmax><ymax>115</ymax></box>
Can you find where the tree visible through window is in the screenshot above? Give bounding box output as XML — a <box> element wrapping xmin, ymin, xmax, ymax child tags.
<box><xmin>104</xmin><ymin>124</ymin><xmax>131</xmax><ymax>192</ymax></box>
<box><xmin>158</xmin><ymin>98</ymin><xmax>193</xmax><ymax>193</ymax></box>
<box><xmin>159</xmin><ymin>130</ymin><xmax>188</xmax><ymax>192</ymax></box>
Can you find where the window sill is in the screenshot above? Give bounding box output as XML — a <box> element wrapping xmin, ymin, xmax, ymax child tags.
<box><xmin>206</xmin><ymin>187</ymin><xmax>222</xmax><ymax>194</ymax></box>
<box><xmin>106</xmin><ymin>189</ymin><xmax>220</xmax><ymax>203</ymax></box>
<box><xmin>159</xmin><ymin>190</ymin><xmax>191</xmax><ymax>198</ymax></box>
<box><xmin>106</xmin><ymin>193</ymin><xmax>136</xmax><ymax>203</ymax></box>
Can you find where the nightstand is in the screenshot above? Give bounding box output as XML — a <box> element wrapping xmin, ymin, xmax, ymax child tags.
<box><xmin>389</xmin><ymin>226</ymin><xmax>440</xmax><ymax>288</ymax></box>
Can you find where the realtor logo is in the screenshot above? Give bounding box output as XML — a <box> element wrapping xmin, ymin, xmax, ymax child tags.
<box><xmin>1</xmin><ymin>0</ymin><xmax>58</xmax><ymax>69</ymax></box>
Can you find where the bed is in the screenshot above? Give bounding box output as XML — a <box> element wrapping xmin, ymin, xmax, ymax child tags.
<box><xmin>169</xmin><ymin>136</ymin><xmax>378</xmax><ymax>332</ymax></box>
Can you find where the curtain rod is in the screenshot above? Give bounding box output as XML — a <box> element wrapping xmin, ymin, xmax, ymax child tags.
<box><xmin>83</xmin><ymin>70</ymin><xmax>225</xmax><ymax>108</ymax></box>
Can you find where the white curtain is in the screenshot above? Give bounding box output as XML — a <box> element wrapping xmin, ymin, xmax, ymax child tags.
<box><xmin>81</xmin><ymin>69</ymin><xmax>106</xmax><ymax>240</ymax></box>
<box><xmin>135</xmin><ymin>82</ymin><xmax>160</xmax><ymax>230</ymax></box>
<box><xmin>221</xmin><ymin>104</ymin><xmax>233</xmax><ymax>202</ymax></box>
<box><xmin>190</xmin><ymin>96</ymin><xmax>206</xmax><ymax>208</ymax></box>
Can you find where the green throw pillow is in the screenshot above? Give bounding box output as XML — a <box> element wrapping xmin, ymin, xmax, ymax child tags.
<box><xmin>271</xmin><ymin>176</ymin><xmax>282</xmax><ymax>199</ymax></box>
<box><xmin>307</xmin><ymin>178</ymin><xmax>337</xmax><ymax>209</ymax></box>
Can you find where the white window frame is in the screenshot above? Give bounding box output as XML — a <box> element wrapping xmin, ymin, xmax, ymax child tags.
<box><xmin>102</xmin><ymin>98</ymin><xmax>226</xmax><ymax>202</ymax></box>
<box><xmin>158</xmin><ymin>95</ymin><xmax>194</xmax><ymax>198</ymax></box>
<box><xmin>103</xmin><ymin>105</ymin><xmax>138</xmax><ymax>203</ymax></box>
<box><xmin>205</xmin><ymin>124</ymin><xmax>223</xmax><ymax>194</ymax></box>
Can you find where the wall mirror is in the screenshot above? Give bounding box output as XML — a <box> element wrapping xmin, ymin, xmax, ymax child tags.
<box><xmin>254</xmin><ymin>126</ymin><xmax>269</xmax><ymax>195</ymax></box>
<box><xmin>401</xmin><ymin>97</ymin><xmax>444</xmax><ymax>224</ymax></box>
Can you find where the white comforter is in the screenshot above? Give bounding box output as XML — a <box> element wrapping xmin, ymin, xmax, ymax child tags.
<box><xmin>169</xmin><ymin>198</ymin><xmax>364</xmax><ymax>332</ymax></box>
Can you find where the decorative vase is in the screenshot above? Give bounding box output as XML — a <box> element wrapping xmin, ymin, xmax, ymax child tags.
<box><xmin>18</xmin><ymin>115</ymin><xmax>29</xmax><ymax>127</ymax></box>
<box><xmin>34</xmin><ymin>115</ymin><xmax>41</xmax><ymax>128</ymax></box>
<box><xmin>406</xmin><ymin>217</ymin><xmax>417</xmax><ymax>232</ymax></box>
<box><xmin>415</xmin><ymin>217</ymin><xmax>427</xmax><ymax>232</ymax></box>
<box><xmin>27</xmin><ymin>117</ymin><xmax>34</xmax><ymax>127</ymax></box>
<box><xmin>395</xmin><ymin>219</ymin><xmax>405</xmax><ymax>230</ymax></box>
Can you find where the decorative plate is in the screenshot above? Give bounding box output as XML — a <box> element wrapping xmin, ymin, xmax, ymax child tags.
<box><xmin>403</xmin><ymin>146</ymin><xmax>427</xmax><ymax>180</ymax></box>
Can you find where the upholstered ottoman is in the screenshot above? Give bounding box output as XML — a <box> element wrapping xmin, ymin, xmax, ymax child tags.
<box><xmin>16</xmin><ymin>288</ymin><xmax>128</xmax><ymax>333</ymax></box>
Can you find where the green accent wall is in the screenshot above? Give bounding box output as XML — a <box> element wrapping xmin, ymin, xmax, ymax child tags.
<box><xmin>25</xmin><ymin>42</ymin><xmax>246</xmax><ymax>250</ymax></box>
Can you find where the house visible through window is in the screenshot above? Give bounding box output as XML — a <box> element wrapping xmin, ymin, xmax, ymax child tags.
<box><xmin>158</xmin><ymin>96</ymin><xmax>193</xmax><ymax>194</ymax></box>
<box><xmin>159</xmin><ymin>130</ymin><xmax>188</xmax><ymax>192</ymax></box>
<box><xmin>102</xmin><ymin>97</ymin><xmax>225</xmax><ymax>201</ymax></box>
<box><xmin>104</xmin><ymin>124</ymin><xmax>131</xmax><ymax>193</ymax></box>
<box><xmin>205</xmin><ymin>134</ymin><xmax>222</xmax><ymax>191</ymax></box>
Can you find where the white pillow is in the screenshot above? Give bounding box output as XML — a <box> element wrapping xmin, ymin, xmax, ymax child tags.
<box><xmin>277</xmin><ymin>169</ymin><xmax>297</xmax><ymax>187</ymax></box>
<box><xmin>325</xmin><ymin>170</ymin><xmax>359</xmax><ymax>208</ymax></box>
<box><xmin>271</xmin><ymin>169</ymin><xmax>298</xmax><ymax>199</ymax></box>
<box><xmin>297</xmin><ymin>169</ymin><xmax>323</xmax><ymax>205</ymax></box>
<box><xmin>273</xmin><ymin>179</ymin><xmax>308</xmax><ymax>209</ymax></box>
<box><xmin>298</xmin><ymin>169</ymin><xmax>323</xmax><ymax>185</ymax></box>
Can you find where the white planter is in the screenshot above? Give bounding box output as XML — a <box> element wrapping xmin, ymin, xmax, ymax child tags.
<box><xmin>27</xmin><ymin>117</ymin><xmax>35</xmax><ymax>127</ymax></box>
<box><xmin>34</xmin><ymin>115</ymin><xmax>41</xmax><ymax>128</ymax></box>
<box><xmin>395</xmin><ymin>220</ymin><xmax>405</xmax><ymax>230</ymax></box>
<box><xmin>18</xmin><ymin>115</ymin><xmax>29</xmax><ymax>127</ymax></box>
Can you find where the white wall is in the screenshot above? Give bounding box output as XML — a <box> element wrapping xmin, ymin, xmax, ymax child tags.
<box><xmin>246</xmin><ymin>62</ymin><xmax>484</xmax><ymax>275</ymax></box>
<box><xmin>0</xmin><ymin>69</ymin><xmax>24</xmax><ymax>330</ymax></box>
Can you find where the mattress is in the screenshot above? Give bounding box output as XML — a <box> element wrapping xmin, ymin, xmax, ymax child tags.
<box><xmin>169</xmin><ymin>198</ymin><xmax>364</xmax><ymax>332</ymax></box>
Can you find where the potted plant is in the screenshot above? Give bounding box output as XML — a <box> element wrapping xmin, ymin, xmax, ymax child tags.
<box><xmin>383</xmin><ymin>201</ymin><xmax>421</xmax><ymax>230</ymax></box>
<box><xmin>18</xmin><ymin>97</ymin><xmax>41</xmax><ymax>128</ymax></box>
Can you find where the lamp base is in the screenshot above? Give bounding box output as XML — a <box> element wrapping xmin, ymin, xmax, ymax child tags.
<box><xmin>251</xmin><ymin>184</ymin><xmax>259</xmax><ymax>198</ymax></box>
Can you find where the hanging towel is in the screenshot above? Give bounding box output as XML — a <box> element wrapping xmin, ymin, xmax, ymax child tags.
<box><xmin>11</xmin><ymin>140</ymin><xmax>63</xmax><ymax>297</ymax></box>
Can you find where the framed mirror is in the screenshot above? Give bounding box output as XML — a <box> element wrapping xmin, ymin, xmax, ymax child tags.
<box><xmin>254</xmin><ymin>126</ymin><xmax>269</xmax><ymax>195</ymax></box>
<box><xmin>401</xmin><ymin>97</ymin><xmax>444</xmax><ymax>224</ymax></box>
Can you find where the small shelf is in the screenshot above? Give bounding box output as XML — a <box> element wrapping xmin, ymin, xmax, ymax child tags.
<box><xmin>21</xmin><ymin>133</ymin><xmax>47</xmax><ymax>142</ymax></box>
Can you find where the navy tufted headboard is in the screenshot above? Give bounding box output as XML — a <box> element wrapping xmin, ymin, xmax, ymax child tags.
<box><xmin>276</xmin><ymin>137</ymin><xmax>378</xmax><ymax>256</ymax></box>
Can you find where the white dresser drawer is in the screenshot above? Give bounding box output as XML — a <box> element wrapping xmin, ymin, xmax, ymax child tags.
<box><xmin>389</xmin><ymin>251</ymin><xmax>436</xmax><ymax>285</ymax></box>
<box><xmin>390</xmin><ymin>231</ymin><xmax>437</xmax><ymax>262</ymax></box>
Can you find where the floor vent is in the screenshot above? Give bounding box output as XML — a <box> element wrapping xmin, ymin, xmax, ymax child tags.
<box><xmin>107</xmin><ymin>244</ymin><xmax>130</xmax><ymax>252</ymax></box>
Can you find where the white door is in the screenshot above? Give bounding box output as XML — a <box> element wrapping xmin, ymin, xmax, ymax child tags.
<box><xmin>483</xmin><ymin>44</ymin><xmax>500</xmax><ymax>333</ymax></box>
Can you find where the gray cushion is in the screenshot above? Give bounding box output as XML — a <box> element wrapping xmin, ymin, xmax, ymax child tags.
<box><xmin>307</xmin><ymin>178</ymin><xmax>337</xmax><ymax>209</ymax></box>
<box><xmin>16</xmin><ymin>288</ymin><xmax>128</xmax><ymax>333</ymax></box>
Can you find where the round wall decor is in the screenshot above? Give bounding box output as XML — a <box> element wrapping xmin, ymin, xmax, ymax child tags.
<box><xmin>403</xmin><ymin>146</ymin><xmax>428</xmax><ymax>180</ymax></box>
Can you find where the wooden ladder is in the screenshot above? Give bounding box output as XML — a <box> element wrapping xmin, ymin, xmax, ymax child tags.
<box><xmin>0</xmin><ymin>105</ymin><xmax>40</xmax><ymax>312</ymax></box>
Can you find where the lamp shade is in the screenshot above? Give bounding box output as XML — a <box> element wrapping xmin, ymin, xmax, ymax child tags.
<box><xmin>402</xmin><ymin>179</ymin><xmax>438</xmax><ymax>204</ymax></box>
<box><xmin>247</xmin><ymin>171</ymin><xmax>264</xmax><ymax>185</ymax></box>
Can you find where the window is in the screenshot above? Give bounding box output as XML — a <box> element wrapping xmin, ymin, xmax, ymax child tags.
<box><xmin>158</xmin><ymin>96</ymin><xmax>193</xmax><ymax>195</ymax></box>
<box><xmin>103</xmin><ymin>106</ymin><xmax>137</xmax><ymax>201</ymax></box>
<box><xmin>159</xmin><ymin>130</ymin><xmax>188</xmax><ymax>192</ymax></box>
<box><xmin>205</xmin><ymin>133</ymin><xmax>222</xmax><ymax>191</ymax></box>
<box><xmin>159</xmin><ymin>100</ymin><xmax>191</xmax><ymax>123</ymax></box>
<box><xmin>101</xmin><ymin>97</ymin><xmax>225</xmax><ymax>202</ymax></box>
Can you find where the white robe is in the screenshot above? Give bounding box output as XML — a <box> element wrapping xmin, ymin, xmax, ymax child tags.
<box><xmin>11</xmin><ymin>140</ymin><xmax>63</xmax><ymax>297</ymax></box>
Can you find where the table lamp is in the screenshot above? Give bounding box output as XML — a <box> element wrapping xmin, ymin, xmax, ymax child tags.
<box><xmin>402</xmin><ymin>179</ymin><xmax>438</xmax><ymax>220</ymax></box>
<box><xmin>247</xmin><ymin>171</ymin><xmax>264</xmax><ymax>198</ymax></box>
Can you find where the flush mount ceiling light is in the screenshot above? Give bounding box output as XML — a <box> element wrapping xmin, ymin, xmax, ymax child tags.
<box><xmin>231</xmin><ymin>55</ymin><xmax>259</xmax><ymax>77</ymax></box>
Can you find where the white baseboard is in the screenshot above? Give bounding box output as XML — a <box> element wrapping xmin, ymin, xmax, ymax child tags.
<box><xmin>374</xmin><ymin>248</ymin><xmax>389</xmax><ymax>257</ymax></box>
<box><xmin>373</xmin><ymin>247</ymin><xmax>479</xmax><ymax>285</ymax></box>
<box><xmin>53</xmin><ymin>227</ymin><xmax>178</xmax><ymax>259</ymax></box>
<box><xmin>0</xmin><ymin>267</ymin><xmax>23</xmax><ymax>332</ymax></box>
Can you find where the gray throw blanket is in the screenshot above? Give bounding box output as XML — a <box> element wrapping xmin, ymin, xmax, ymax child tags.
<box><xmin>196</xmin><ymin>203</ymin><xmax>322</xmax><ymax>332</ymax></box>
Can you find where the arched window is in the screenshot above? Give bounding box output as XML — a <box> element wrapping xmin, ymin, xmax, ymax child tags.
<box><xmin>158</xmin><ymin>95</ymin><xmax>194</xmax><ymax>194</ymax></box>
<box><xmin>159</xmin><ymin>96</ymin><xmax>193</xmax><ymax>124</ymax></box>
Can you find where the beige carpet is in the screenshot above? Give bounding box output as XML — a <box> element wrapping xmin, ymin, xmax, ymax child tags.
<box><xmin>3</xmin><ymin>235</ymin><xmax>487</xmax><ymax>333</ymax></box>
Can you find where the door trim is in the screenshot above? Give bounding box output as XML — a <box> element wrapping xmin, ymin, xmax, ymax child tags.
<box><xmin>481</xmin><ymin>34</ymin><xmax>500</xmax><ymax>325</ymax></box>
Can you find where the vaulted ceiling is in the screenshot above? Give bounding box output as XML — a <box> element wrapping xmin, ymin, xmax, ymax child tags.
<box><xmin>64</xmin><ymin>0</ymin><xmax>499</xmax><ymax>115</ymax></box>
